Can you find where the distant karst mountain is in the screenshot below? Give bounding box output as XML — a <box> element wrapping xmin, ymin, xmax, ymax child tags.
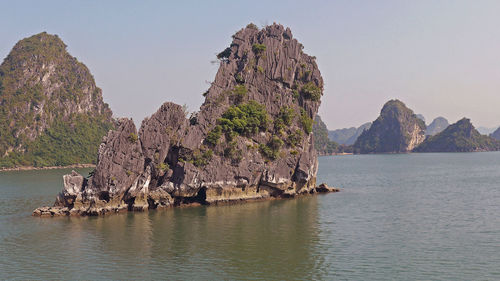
<box><xmin>426</xmin><ymin>117</ymin><xmax>449</xmax><ymax>136</ymax></box>
<box><xmin>0</xmin><ymin>32</ymin><xmax>114</xmax><ymax>168</ymax></box>
<box><xmin>328</xmin><ymin>122</ymin><xmax>371</xmax><ymax>145</ymax></box>
<box><xmin>414</xmin><ymin>118</ymin><xmax>500</xmax><ymax>152</ymax></box>
<box><xmin>313</xmin><ymin>115</ymin><xmax>340</xmax><ymax>155</ymax></box>
<box><xmin>353</xmin><ymin>99</ymin><xmax>426</xmax><ymax>153</ymax></box>
<box><xmin>491</xmin><ymin>127</ymin><xmax>500</xmax><ymax>140</ymax></box>
<box><xmin>477</xmin><ymin>126</ymin><xmax>498</xmax><ymax>135</ymax></box>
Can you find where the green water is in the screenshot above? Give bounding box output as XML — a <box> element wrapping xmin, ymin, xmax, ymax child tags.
<box><xmin>1</xmin><ymin>152</ymin><xmax>500</xmax><ymax>280</ymax></box>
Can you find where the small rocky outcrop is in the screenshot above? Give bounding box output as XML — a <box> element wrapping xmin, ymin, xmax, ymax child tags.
<box><xmin>353</xmin><ymin>99</ymin><xmax>426</xmax><ymax>153</ymax></box>
<box><xmin>315</xmin><ymin>183</ymin><xmax>339</xmax><ymax>193</ymax></box>
<box><xmin>426</xmin><ymin>117</ymin><xmax>449</xmax><ymax>136</ymax></box>
<box><xmin>0</xmin><ymin>32</ymin><xmax>113</xmax><ymax>168</ymax></box>
<box><xmin>34</xmin><ymin>23</ymin><xmax>337</xmax><ymax>216</ymax></box>
<box><xmin>414</xmin><ymin>118</ymin><xmax>500</xmax><ymax>152</ymax></box>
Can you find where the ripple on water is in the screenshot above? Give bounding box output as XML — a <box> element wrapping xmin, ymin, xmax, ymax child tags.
<box><xmin>1</xmin><ymin>153</ymin><xmax>500</xmax><ymax>280</ymax></box>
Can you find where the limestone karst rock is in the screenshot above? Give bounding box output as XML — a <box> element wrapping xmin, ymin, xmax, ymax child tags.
<box><xmin>328</xmin><ymin>122</ymin><xmax>371</xmax><ymax>145</ymax></box>
<box><xmin>34</xmin><ymin>23</ymin><xmax>335</xmax><ymax>216</ymax></box>
<box><xmin>414</xmin><ymin>118</ymin><xmax>500</xmax><ymax>152</ymax></box>
<box><xmin>426</xmin><ymin>117</ymin><xmax>449</xmax><ymax>136</ymax></box>
<box><xmin>313</xmin><ymin>115</ymin><xmax>340</xmax><ymax>155</ymax></box>
<box><xmin>353</xmin><ymin>99</ymin><xmax>426</xmax><ymax>153</ymax></box>
<box><xmin>0</xmin><ymin>32</ymin><xmax>113</xmax><ymax>168</ymax></box>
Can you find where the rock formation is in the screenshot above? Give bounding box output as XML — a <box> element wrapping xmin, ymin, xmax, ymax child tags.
<box><xmin>490</xmin><ymin>127</ymin><xmax>500</xmax><ymax>140</ymax></box>
<box><xmin>34</xmin><ymin>23</ymin><xmax>336</xmax><ymax>216</ymax></box>
<box><xmin>414</xmin><ymin>118</ymin><xmax>500</xmax><ymax>152</ymax></box>
<box><xmin>353</xmin><ymin>99</ymin><xmax>426</xmax><ymax>153</ymax></box>
<box><xmin>0</xmin><ymin>32</ymin><xmax>113</xmax><ymax>168</ymax></box>
<box><xmin>426</xmin><ymin>117</ymin><xmax>449</xmax><ymax>136</ymax></box>
<box><xmin>416</xmin><ymin>114</ymin><xmax>426</xmax><ymax>123</ymax></box>
<box><xmin>328</xmin><ymin>122</ymin><xmax>371</xmax><ymax>145</ymax></box>
<box><xmin>313</xmin><ymin>115</ymin><xmax>340</xmax><ymax>155</ymax></box>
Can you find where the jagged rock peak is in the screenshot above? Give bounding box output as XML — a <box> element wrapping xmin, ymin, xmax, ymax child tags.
<box><xmin>353</xmin><ymin>99</ymin><xmax>426</xmax><ymax>153</ymax></box>
<box><xmin>34</xmin><ymin>23</ymin><xmax>335</xmax><ymax>216</ymax></box>
<box><xmin>0</xmin><ymin>32</ymin><xmax>113</xmax><ymax>167</ymax></box>
<box><xmin>197</xmin><ymin>23</ymin><xmax>323</xmax><ymax>131</ymax></box>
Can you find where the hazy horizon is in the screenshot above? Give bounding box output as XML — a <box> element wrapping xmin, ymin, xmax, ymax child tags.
<box><xmin>1</xmin><ymin>0</ymin><xmax>500</xmax><ymax>130</ymax></box>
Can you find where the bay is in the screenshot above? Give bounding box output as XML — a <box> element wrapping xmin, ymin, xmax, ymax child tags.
<box><xmin>1</xmin><ymin>152</ymin><xmax>500</xmax><ymax>280</ymax></box>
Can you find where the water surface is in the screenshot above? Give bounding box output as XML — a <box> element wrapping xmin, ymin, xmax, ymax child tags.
<box><xmin>1</xmin><ymin>152</ymin><xmax>500</xmax><ymax>280</ymax></box>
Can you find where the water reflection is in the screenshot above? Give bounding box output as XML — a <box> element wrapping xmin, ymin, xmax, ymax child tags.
<box><xmin>4</xmin><ymin>153</ymin><xmax>500</xmax><ymax>279</ymax></box>
<box><xmin>83</xmin><ymin>198</ymin><xmax>323</xmax><ymax>280</ymax></box>
<box><xmin>1</xmin><ymin>196</ymin><xmax>321</xmax><ymax>280</ymax></box>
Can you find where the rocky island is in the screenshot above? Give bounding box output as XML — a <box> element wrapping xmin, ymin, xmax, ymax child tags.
<box><xmin>34</xmin><ymin>23</ymin><xmax>338</xmax><ymax>217</ymax></box>
<box><xmin>0</xmin><ymin>32</ymin><xmax>114</xmax><ymax>169</ymax></box>
<box><xmin>414</xmin><ymin>118</ymin><xmax>500</xmax><ymax>152</ymax></box>
<box><xmin>353</xmin><ymin>99</ymin><xmax>426</xmax><ymax>153</ymax></box>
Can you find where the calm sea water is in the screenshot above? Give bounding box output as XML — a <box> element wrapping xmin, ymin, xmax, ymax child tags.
<box><xmin>1</xmin><ymin>152</ymin><xmax>500</xmax><ymax>280</ymax></box>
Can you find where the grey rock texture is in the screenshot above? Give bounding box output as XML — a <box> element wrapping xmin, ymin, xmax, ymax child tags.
<box><xmin>34</xmin><ymin>23</ymin><xmax>336</xmax><ymax>216</ymax></box>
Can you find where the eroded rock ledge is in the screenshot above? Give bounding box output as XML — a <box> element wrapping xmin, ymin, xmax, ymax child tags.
<box><xmin>33</xmin><ymin>172</ymin><xmax>338</xmax><ymax>217</ymax></box>
<box><xmin>34</xmin><ymin>23</ymin><xmax>338</xmax><ymax>217</ymax></box>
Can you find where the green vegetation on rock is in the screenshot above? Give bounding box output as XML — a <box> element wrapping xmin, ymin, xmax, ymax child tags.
<box><xmin>259</xmin><ymin>136</ymin><xmax>284</xmax><ymax>160</ymax></box>
<box><xmin>232</xmin><ymin>84</ymin><xmax>247</xmax><ymax>104</ymax></box>
<box><xmin>301</xmin><ymin>82</ymin><xmax>321</xmax><ymax>101</ymax></box>
<box><xmin>312</xmin><ymin>115</ymin><xmax>341</xmax><ymax>155</ymax></box>
<box><xmin>0</xmin><ymin>115</ymin><xmax>112</xmax><ymax>167</ymax></box>
<box><xmin>300</xmin><ymin>109</ymin><xmax>313</xmax><ymax>134</ymax></box>
<box><xmin>205</xmin><ymin>125</ymin><xmax>223</xmax><ymax>146</ymax></box>
<box><xmin>252</xmin><ymin>43</ymin><xmax>266</xmax><ymax>55</ymax></box>
<box><xmin>353</xmin><ymin>99</ymin><xmax>426</xmax><ymax>154</ymax></box>
<box><xmin>274</xmin><ymin>106</ymin><xmax>296</xmax><ymax>132</ymax></box>
<box><xmin>414</xmin><ymin>118</ymin><xmax>500</xmax><ymax>152</ymax></box>
<box><xmin>0</xmin><ymin>32</ymin><xmax>114</xmax><ymax>168</ymax></box>
<box><xmin>217</xmin><ymin>100</ymin><xmax>269</xmax><ymax>136</ymax></box>
<box><xmin>128</xmin><ymin>133</ymin><xmax>138</xmax><ymax>143</ymax></box>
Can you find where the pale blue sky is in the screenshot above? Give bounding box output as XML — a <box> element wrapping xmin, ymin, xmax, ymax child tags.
<box><xmin>1</xmin><ymin>0</ymin><xmax>500</xmax><ymax>129</ymax></box>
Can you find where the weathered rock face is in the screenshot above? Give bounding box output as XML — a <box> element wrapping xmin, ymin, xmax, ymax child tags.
<box><xmin>414</xmin><ymin>118</ymin><xmax>500</xmax><ymax>152</ymax></box>
<box><xmin>34</xmin><ymin>23</ymin><xmax>335</xmax><ymax>216</ymax></box>
<box><xmin>426</xmin><ymin>117</ymin><xmax>449</xmax><ymax>136</ymax></box>
<box><xmin>0</xmin><ymin>32</ymin><xmax>113</xmax><ymax>167</ymax></box>
<box><xmin>353</xmin><ymin>99</ymin><xmax>426</xmax><ymax>153</ymax></box>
